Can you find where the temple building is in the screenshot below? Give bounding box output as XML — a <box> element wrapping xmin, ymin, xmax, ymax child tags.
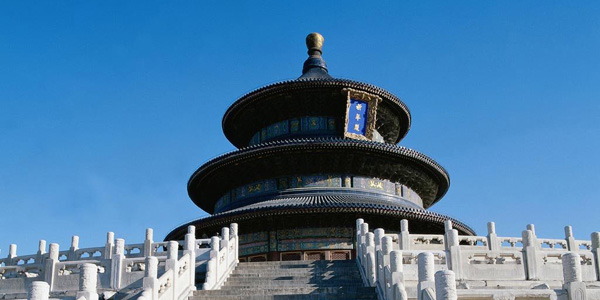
<box><xmin>165</xmin><ymin>33</ymin><xmax>475</xmax><ymax>262</ymax></box>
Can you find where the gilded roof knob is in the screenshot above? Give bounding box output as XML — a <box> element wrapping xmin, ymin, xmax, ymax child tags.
<box><xmin>306</xmin><ymin>32</ymin><xmax>324</xmax><ymax>52</ymax></box>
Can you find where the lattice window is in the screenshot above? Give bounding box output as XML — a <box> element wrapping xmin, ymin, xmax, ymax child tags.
<box><xmin>281</xmin><ymin>252</ymin><xmax>302</xmax><ymax>261</ymax></box>
<box><xmin>331</xmin><ymin>251</ymin><xmax>350</xmax><ymax>260</ymax></box>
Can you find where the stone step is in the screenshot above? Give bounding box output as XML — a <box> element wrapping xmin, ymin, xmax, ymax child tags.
<box><xmin>190</xmin><ymin>295</ymin><xmax>377</xmax><ymax>300</ymax></box>
<box><xmin>195</xmin><ymin>286</ymin><xmax>375</xmax><ymax>295</ymax></box>
<box><xmin>221</xmin><ymin>282</ymin><xmax>364</xmax><ymax>288</ymax></box>
<box><xmin>226</xmin><ymin>275</ymin><xmax>361</xmax><ymax>282</ymax></box>
<box><xmin>227</xmin><ymin>275</ymin><xmax>361</xmax><ymax>281</ymax></box>
<box><xmin>236</xmin><ymin>262</ymin><xmax>356</xmax><ymax>269</ymax></box>
<box><xmin>232</xmin><ymin>268</ymin><xmax>360</xmax><ymax>273</ymax></box>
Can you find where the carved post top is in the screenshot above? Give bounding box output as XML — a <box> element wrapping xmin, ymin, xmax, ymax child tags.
<box><xmin>38</xmin><ymin>240</ymin><xmax>46</xmax><ymax>254</ymax></box>
<box><xmin>400</xmin><ymin>219</ymin><xmax>409</xmax><ymax>232</ymax></box>
<box><xmin>366</xmin><ymin>232</ymin><xmax>375</xmax><ymax>247</ymax></box>
<box><xmin>9</xmin><ymin>244</ymin><xmax>16</xmax><ymax>258</ymax></box>
<box><xmin>418</xmin><ymin>252</ymin><xmax>435</xmax><ymax>282</ymax></box>
<box><xmin>115</xmin><ymin>239</ymin><xmax>125</xmax><ymax>255</ymax></box>
<box><xmin>106</xmin><ymin>232</ymin><xmax>114</xmax><ymax>244</ymax></box>
<box><xmin>71</xmin><ymin>236</ymin><xmax>79</xmax><ymax>249</ymax></box>
<box><xmin>522</xmin><ymin>230</ymin><xmax>535</xmax><ymax>248</ymax></box>
<box><xmin>564</xmin><ymin>226</ymin><xmax>574</xmax><ymax>238</ymax></box>
<box><xmin>230</xmin><ymin>223</ymin><xmax>238</xmax><ymax>237</ymax></box>
<box><xmin>562</xmin><ymin>252</ymin><xmax>582</xmax><ymax>283</ymax></box>
<box><xmin>382</xmin><ymin>236</ymin><xmax>393</xmax><ymax>254</ymax></box>
<box><xmin>444</xmin><ymin>220</ymin><xmax>453</xmax><ymax>233</ymax></box>
<box><xmin>49</xmin><ymin>243</ymin><xmax>59</xmax><ymax>260</ymax></box>
<box><xmin>487</xmin><ymin>222</ymin><xmax>496</xmax><ymax>235</ymax></box>
<box><xmin>390</xmin><ymin>250</ymin><xmax>403</xmax><ymax>272</ymax></box>
<box><xmin>188</xmin><ymin>225</ymin><xmax>196</xmax><ymax>235</ymax></box>
<box><xmin>356</xmin><ymin>219</ymin><xmax>364</xmax><ymax>231</ymax></box>
<box><xmin>145</xmin><ymin>256</ymin><xmax>158</xmax><ymax>278</ymax></box>
<box><xmin>210</xmin><ymin>236</ymin><xmax>220</xmax><ymax>251</ymax></box>
<box><xmin>221</xmin><ymin>227</ymin><xmax>230</xmax><ymax>241</ymax></box>
<box><xmin>145</xmin><ymin>228</ymin><xmax>153</xmax><ymax>241</ymax></box>
<box><xmin>184</xmin><ymin>233</ymin><xmax>195</xmax><ymax>251</ymax></box>
<box><xmin>80</xmin><ymin>263</ymin><xmax>98</xmax><ymax>292</ymax></box>
<box><xmin>435</xmin><ymin>270</ymin><xmax>457</xmax><ymax>300</ymax></box>
<box><xmin>29</xmin><ymin>281</ymin><xmax>50</xmax><ymax>300</ymax></box>
<box><xmin>447</xmin><ymin>229</ymin><xmax>459</xmax><ymax>247</ymax></box>
<box><xmin>167</xmin><ymin>241</ymin><xmax>178</xmax><ymax>260</ymax></box>
<box><xmin>360</xmin><ymin>223</ymin><xmax>369</xmax><ymax>235</ymax></box>
<box><xmin>526</xmin><ymin>224</ymin><xmax>536</xmax><ymax>235</ymax></box>
<box><xmin>592</xmin><ymin>232</ymin><xmax>600</xmax><ymax>249</ymax></box>
<box><xmin>374</xmin><ymin>228</ymin><xmax>385</xmax><ymax>246</ymax></box>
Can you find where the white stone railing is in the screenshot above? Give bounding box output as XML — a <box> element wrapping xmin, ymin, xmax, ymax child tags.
<box><xmin>356</xmin><ymin>218</ymin><xmax>600</xmax><ymax>300</ymax></box>
<box><xmin>1</xmin><ymin>223</ymin><xmax>239</xmax><ymax>300</ymax></box>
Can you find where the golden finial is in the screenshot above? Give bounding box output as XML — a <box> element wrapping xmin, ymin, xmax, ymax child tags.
<box><xmin>306</xmin><ymin>32</ymin><xmax>324</xmax><ymax>52</ymax></box>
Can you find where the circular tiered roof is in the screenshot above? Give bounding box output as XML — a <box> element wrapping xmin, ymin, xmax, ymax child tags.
<box><xmin>188</xmin><ymin>138</ymin><xmax>449</xmax><ymax>214</ymax></box>
<box><xmin>166</xmin><ymin>192</ymin><xmax>475</xmax><ymax>241</ymax></box>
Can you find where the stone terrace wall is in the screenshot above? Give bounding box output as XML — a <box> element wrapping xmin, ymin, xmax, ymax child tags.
<box><xmin>356</xmin><ymin>218</ymin><xmax>600</xmax><ymax>300</ymax></box>
<box><xmin>0</xmin><ymin>224</ymin><xmax>239</xmax><ymax>300</ymax></box>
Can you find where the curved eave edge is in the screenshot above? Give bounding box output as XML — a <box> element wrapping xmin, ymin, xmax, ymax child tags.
<box><xmin>164</xmin><ymin>206</ymin><xmax>475</xmax><ymax>241</ymax></box>
<box><xmin>221</xmin><ymin>78</ymin><xmax>412</xmax><ymax>146</ymax></box>
<box><xmin>187</xmin><ymin>138</ymin><xmax>450</xmax><ymax>212</ymax></box>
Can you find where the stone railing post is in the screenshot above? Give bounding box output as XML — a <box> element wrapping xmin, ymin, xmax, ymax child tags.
<box><xmin>28</xmin><ymin>281</ymin><xmax>50</xmax><ymax>300</ymax></box>
<box><xmin>44</xmin><ymin>243</ymin><xmax>59</xmax><ymax>291</ymax></box>
<box><xmin>445</xmin><ymin>223</ymin><xmax>462</xmax><ymax>280</ymax></box>
<box><xmin>527</xmin><ymin>224</ymin><xmax>538</xmax><ymax>248</ymax></box>
<box><xmin>230</xmin><ymin>223</ymin><xmax>239</xmax><ymax>261</ymax></box>
<box><xmin>144</xmin><ymin>229</ymin><xmax>153</xmax><ymax>257</ymax></box>
<box><xmin>562</xmin><ymin>252</ymin><xmax>586</xmax><ymax>300</ymax></box>
<box><xmin>36</xmin><ymin>240</ymin><xmax>46</xmax><ymax>263</ymax></box>
<box><xmin>143</xmin><ymin>256</ymin><xmax>158</xmax><ymax>300</ymax></box>
<box><xmin>76</xmin><ymin>263</ymin><xmax>99</xmax><ymax>300</ymax></box>
<box><xmin>9</xmin><ymin>244</ymin><xmax>17</xmax><ymax>264</ymax></box>
<box><xmin>104</xmin><ymin>232</ymin><xmax>114</xmax><ymax>259</ymax></box>
<box><xmin>374</xmin><ymin>228</ymin><xmax>385</xmax><ymax>283</ymax></box>
<box><xmin>591</xmin><ymin>232</ymin><xmax>600</xmax><ymax>281</ymax></box>
<box><xmin>417</xmin><ymin>252</ymin><xmax>436</xmax><ymax>300</ymax></box>
<box><xmin>366</xmin><ymin>232</ymin><xmax>376</xmax><ymax>286</ymax></box>
<box><xmin>374</xmin><ymin>228</ymin><xmax>385</xmax><ymax>252</ymax></box>
<box><xmin>221</xmin><ymin>227</ymin><xmax>230</xmax><ymax>251</ymax></box>
<box><xmin>522</xmin><ymin>230</ymin><xmax>539</xmax><ymax>280</ymax></box>
<box><xmin>203</xmin><ymin>236</ymin><xmax>220</xmax><ymax>289</ymax></box>
<box><xmin>360</xmin><ymin>223</ymin><xmax>369</xmax><ymax>264</ymax></box>
<box><xmin>565</xmin><ymin>226</ymin><xmax>576</xmax><ymax>251</ymax></box>
<box><xmin>379</xmin><ymin>236</ymin><xmax>392</xmax><ymax>299</ymax></box>
<box><xmin>356</xmin><ymin>219</ymin><xmax>364</xmax><ymax>251</ymax></box>
<box><xmin>111</xmin><ymin>238</ymin><xmax>125</xmax><ymax>290</ymax></box>
<box><xmin>360</xmin><ymin>223</ymin><xmax>369</xmax><ymax>247</ymax></box>
<box><xmin>390</xmin><ymin>250</ymin><xmax>406</xmax><ymax>300</ymax></box>
<box><xmin>435</xmin><ymin>270</ymin><xmax>457</xmax><ymax>300</ymax></box>
<box><xmin>165</xmin><ymin>241</ymin><xmax>179</xmax><ymax>298</ymax></box>
<box><xmin>399</xmin><ymin>219</ymin><xmax>410</xmax><ymax>250</ymax></box>
<box><xmin>184</xmin><ymin>226</ymin><xmax>197</xmax><ymax>291</ymax></box>
<box><xmin>443</xmin><ymin>220</ymin><xmax>453</xmax><ymax>250</ymax></box>
<box><xmin>166</xmin><ymin>241</ymin><xmax>178</xmax><ymax>270</ymax></box>
<box><xmin>487</xmin><ymin>222</ymin><xmax>499</xmax><ymax>251</ymax></box>
<box><xmin>68</xmin><ymin>236</ymin><xmax>79</xmax><ymax>260</ymax></box>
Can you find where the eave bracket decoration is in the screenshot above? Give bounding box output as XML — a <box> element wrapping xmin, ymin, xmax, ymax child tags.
<box><xmin>342</xmin><ymin>88</ymin><xmax>381</xmax><ymax>141</ymax></box>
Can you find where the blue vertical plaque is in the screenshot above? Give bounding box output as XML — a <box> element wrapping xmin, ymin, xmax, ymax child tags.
<box><xmin>343</xmin><ymin>88</ymin><xmax>381</xmax><ymax>141</ymax></box>
<box><xmin>346</xmin><ymin>99</ymin><xmax>368</xmax><ymax>136</ymax></box>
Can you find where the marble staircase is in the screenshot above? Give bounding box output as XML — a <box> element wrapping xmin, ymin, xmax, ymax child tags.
<box><xmin>191</xmin><ymin>260</ymin><xmax>377</xmax><ymax>300</ymax></box>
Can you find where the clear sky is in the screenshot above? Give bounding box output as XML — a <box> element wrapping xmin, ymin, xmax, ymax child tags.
<box><xmin>1</xmin><ymin>2</ymin><xmax>599</xmax><ymax>255</ymax></box>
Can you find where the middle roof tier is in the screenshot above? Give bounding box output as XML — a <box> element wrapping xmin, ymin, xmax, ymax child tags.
<box><xmin>188</xmin><ymin>138</ymin><xmax>449</xmax><ymax>214</ymax></box>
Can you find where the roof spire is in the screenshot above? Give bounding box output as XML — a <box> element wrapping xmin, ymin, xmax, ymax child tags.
<box><xmin>300</xmin><ymin>32</ymin><xmax>332</xmax><ymax>79</ymax></box>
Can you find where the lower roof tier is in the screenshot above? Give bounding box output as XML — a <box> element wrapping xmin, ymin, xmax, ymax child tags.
<box><xmin>188</xmin><ymin>138</ymin><xmax>450</xmax><ymax>213</ymax></box>
<box><xmin>165</xmin><ymin>192</ymin><xmax>474</xmax><ymax>242</ymax></box>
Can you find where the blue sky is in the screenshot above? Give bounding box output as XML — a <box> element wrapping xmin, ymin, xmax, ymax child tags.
<box><xmin>1</xmin><ymin>2</ymin><xmax>599</xmax><ymax>255</ymax></box>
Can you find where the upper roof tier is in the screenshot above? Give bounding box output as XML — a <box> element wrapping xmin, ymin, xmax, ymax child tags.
<box><xmin>222</xmin><ymin>33</ymin><xmax>412</xmax><ymax>148</ymax></box>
